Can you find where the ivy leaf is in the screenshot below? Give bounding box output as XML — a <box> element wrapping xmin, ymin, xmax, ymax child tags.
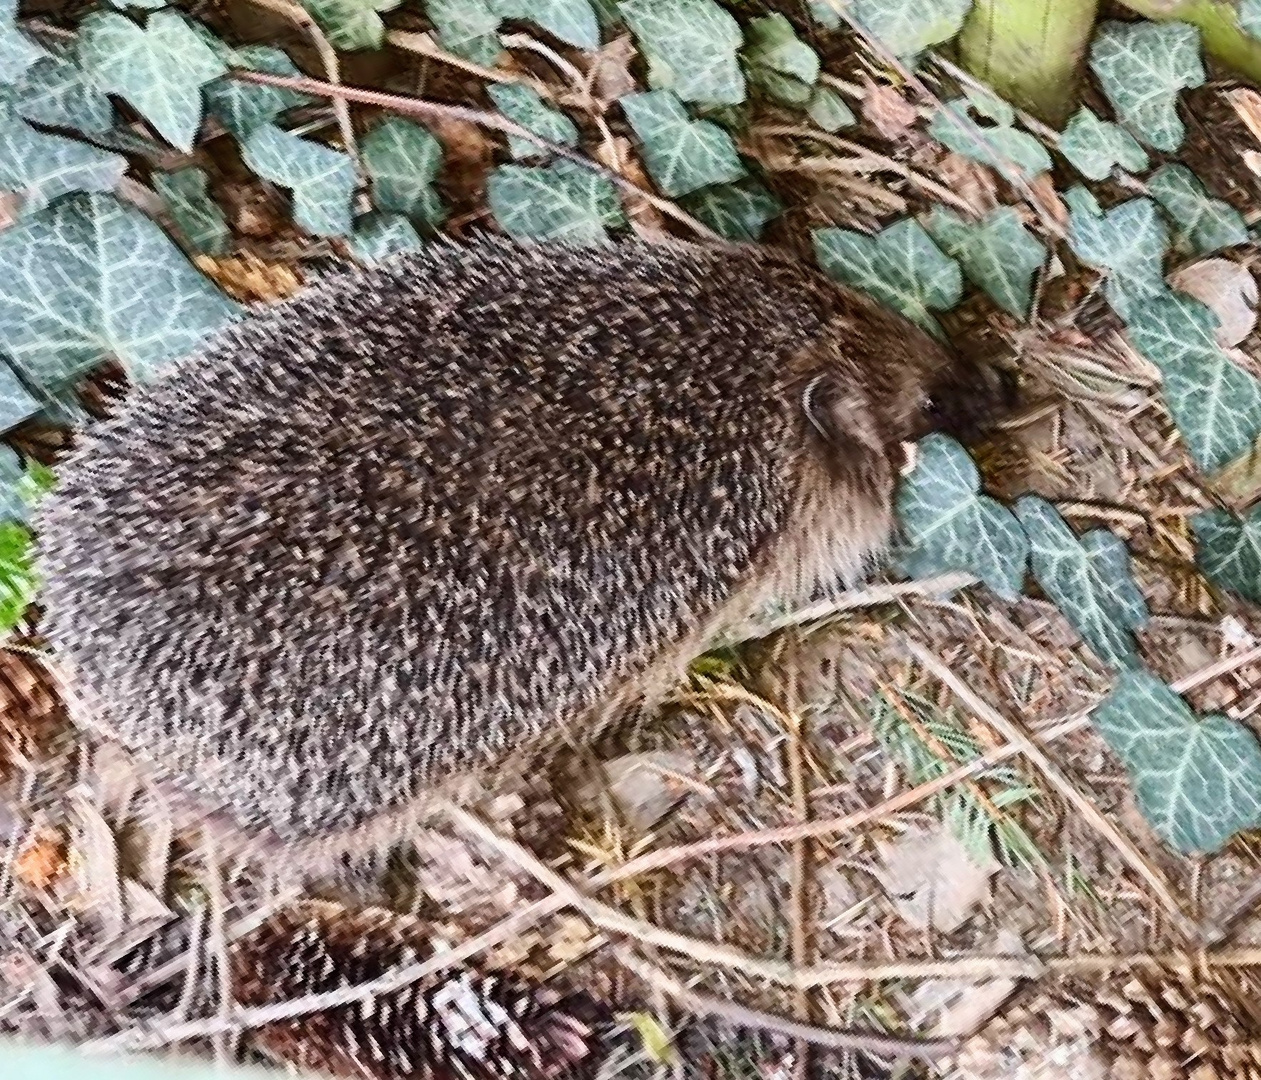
<box><xmin>928</xmin><ymin>97</ymin><xmax>1052</xmax><ymax>181</ymax></box>
<box><xmin>488</xmin><ymin>159</ymin><xmax>624</xmax><ymax>243</ymax></box>
<box><xmin>487</xmin><ymin>83</ymin><xmax>579</xmax><ymax>161</ymax></box>
<box><xmin>1192</xmin><ymin>506</ymin><xmax>1261</xmax><ymax>604</ymax></box>
<box><xmin>0</xmin><ymin>362</ymin><xmax>38</xmax><ymax>433</ymax></box>
<box><xmin>896</xmin><ymin>434</ymin><xmax>1027</xmax><ymax>599</ymax></box>
<box><xmin>807</xmin><ymin>0</ymin><xmax>841</xmax><ymax>30</ymax></box>
<box><xmin>350</xmin><ymin>211</ymin><xmax>423</xmax><ymax>264</ymax></box>
<box><xmin>1243</xmin><ymin>0</ymin><xmax>1261</xmax><ymax>36</ymax></box>
<box><xmin>423</xmin><ymin>0</ymin><xmax>502</xmax><ymax>65</ymax></box>
<box><xmin>360</xmin><ymin>117</ymin><xmax>445</xmax><ymax>230</ymax></box>
<box><xmin>743</xmin><ymin>13</ymin><xmax>819</xmax><ymax>107</ymax></box>
<box><xmin>620</xmin><ymin>0</ymin><xmax>745</xmax><ymax>106</ymax></box>
<box><xmin>848</xmin><ymin>0</ymin><xmax>971</xmax><ymax>57</ymax></box>
<box><xmin>1014</xmin><ymin>496</ymin><xmax>1147</xmax><ymax>669</ymax></box>
<box><xmin>1148</xmin><ymin>164</ymin><xmax>1248</xmax><ymax>256</ymax></box>
<box><xmin>0</xmin><ymin>0</ymin><xmax>46</xmax><ymax>84</ymax></box>
<box><xmin>806</xmin><ymin>86</ymin><xmax>855</xmax><ymax>131</ymax></box>
<box><xmin>620</xmin><ymin>89</ymin><xmax>745</xmax><ymax>197</ymax></box>
<box><xmin>0</xmin><ymin>103</ymin><xmax>127</xmax><ymax>214</ymax></box>
<box><xmin>1058</xmin><ymin>107</ymin><xmax>1149</xmax><ymax>181</ymax></box>
<box><xmin>0</xmin><ymin>520</ymin><xmax>37</xmax><ymax>632</ymax></box>
<box><xmin>813</xmin><ymin>218</ymin><xmax>961</xmax><ymax>337</ymax></box>
<box><xmin>241</xmin><ymin>123</ymin><xmax>355</xmax><ymax>237</ymax></box>
<box><xmin>924</xmin><ymin>206</ymin><xmax>1044</xmax><ymax>318</ymax></box>
<box><xmin>1126</xmin><ymin>291</ymin><xmax>1261</xmax><ymax>472</ymax></box>
<box><xmin>1064</xmin><ymin>188</ymin><xmax>1168</xmax><ymax>323</ymax></box>
<box><xmin>78</xmin><ymin>11</ymin><xmax>226</xmax><ymax>152</ymax></box>
<box><xmin>302</xmin><ymin>0</ymin><xmax>402</xmax><ymax>51</ymax></box>
<box><xmin>0</xmin><ymin>193</ymin><xmax>236</xmax><ymax>387</ymax></box>
<box><xmin>14</xmin><ymin>54</ymin><xmax>113</xmax><ymax>134</ymax></box>
<box><xmin>680</xmin><ymin>177</ymin><xmax>781</xmax><ymax>240</ymax></box>
<box><xmin>1094</xmin><ymin>670</ymin><xmax>1261</xmax><ymax>853</ymax></box>
<box><xmin>0</xmin><ymin>446</ymin><xmax>30</xmax><ymax>522</ymax></box>
<box><xmin>204</xmin><ymin>45</ymin><xmax>311</xmax><ymax>140</ymax></box>
<box><xmin>153</xmin><ymin>167</ymin><xmax>230</xmax><ymax>255</ymax></box>
<box><xmin>489</xmin><ymin>0</ymin><xmax>599</xmax><ymax>49</ymax></box>
<box><xmin>1089</xmin><ymin>20</ymin><xmax>1204</xmax><ymax>151</ymax></box>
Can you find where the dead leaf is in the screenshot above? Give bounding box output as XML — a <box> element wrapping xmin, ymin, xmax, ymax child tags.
<box><xmin>861</xmin><ymin>77</ymin><xmax>919</xmax><ymax>142</ymax></box>
<box><xmin>426</xmin><ymin>114</ymin><xmax>494</xmax><ymax>212</ymax></box>
<box><xmin>934</xmin><ymin>151</ymin><xmax>1000</xmax><ymax>216</ymax></box>
<box><xmin>594</xmin><ymin>136</ymin><xmax>668</xmax><ymax>240</ymax></box>
<box><xmin>1028</xmin><ymin>172</ymin><xmax>1069</xmax><ymax>231</ymax></box>
<box><xmin>907</xmin><ymin>928</ymin><xmax>1026</xmax><ymax>1037</ymax></box>
<box><xmin>876</xmin><ymin>826</ymin><xmax>999</xmax><ymax>932</ymax></box>
<box><xmin>13</xmin><ymin>829</ymin><xmax>67</xmax><ymax>890</ymax></box>
<box><xmin>194</xmin><ymin>252</ymin><xmax>304</xmax><ymax>305</ymax></box>
<box><xmin>1169</xmin><ymin>257</ymin><xmax>1258</xmax><ymax>347</ymax></box>
<box><xmin>591</xmin><ymin>34</ymin><xmax>638</xmax><ymax>105</ymax></box>
<box><xmin>580</xmin><ymin>750</ymin><xmax>698</xmax><ymax>832</ymax></box>
<box><xmin>70</xmin><ymin>787</ymin><xmax>125</xmax><ymax>939</ymax></box>
<box><xmin>1230</xmin><ymin>88</ymin><xmax>1261</xmax><ymax>148</ymax></box>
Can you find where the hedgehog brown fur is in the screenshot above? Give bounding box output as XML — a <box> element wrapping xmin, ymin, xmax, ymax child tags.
<box><xmin>37</xmin><ymin>237</ymin><xmax>1009</xmax><ymax>863</ymax></box>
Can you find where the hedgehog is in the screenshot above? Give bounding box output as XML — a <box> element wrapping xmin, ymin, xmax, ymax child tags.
<box><xmin>36</xmin><ymin>237</ymin><xmax>1013</xmax><ymax>862</ymax></box>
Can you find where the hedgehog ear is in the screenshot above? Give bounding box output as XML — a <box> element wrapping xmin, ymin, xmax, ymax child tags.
<box><xmin>800</xmin><ymin>372</ymin><xmax>884</xmax><ymax>458</ymax></box>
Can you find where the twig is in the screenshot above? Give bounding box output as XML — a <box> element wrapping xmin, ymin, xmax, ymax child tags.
<box><xmin>783</xmin><ymin>666</ymin><xmax>811</xmax><ymax>1078</ymax></box>
<box><xmin>230</xmin><ymin>69</ymin><xmax>722</xmax><ymax>241</ymax></box>
<box><xmin>388</xmin><ymin>30</ymin><xmax>552</xmax><ymax>95</ymax></box>
<box><xmin>613</xmin><ymin>947</ymin><xmax>960</xmax><ymax>1061</ymax></box>
<box><xmin>243</xmin><ymin>0</ymin><xmax>358</xmax><ymax>166</ymax></box>
<box><xmin>906</xmin><ymin>640</ymin><xmax>1197</xmax><ymax>939</ymax></box>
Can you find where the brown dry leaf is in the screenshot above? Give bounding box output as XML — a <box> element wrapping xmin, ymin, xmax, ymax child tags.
<box><xmin>13</xmin><ymin>830</ymin><xmax>68</xmax><ymax>890</ymax></box>
<box><xmin>1168</xmin><ymin>257</ymin><xmax>1258</xmax><ymax>347</ymax></box>
<box><xmin>861</xmin><ymin>77</ymin><xmax>918</xmax><ymax>141</ymax></box>
<box><xmin>934</xmin><ymin>151</ymin><xmax>1000</xmax><ymax>216</ymax></box>
<box><xmin>875</xmin><ymin>826</ymin><xmax>998</xmax><ymax>932</ymax></box>
<box><xmin>1229</xmin><ymin>88</ymin><xmax>1261</xmax><ymax>148</ymax></box>
<box><xmin>194</xmin><ymin>252</ymin><xmax>304</xmax><ymax>305</ymax></box>
<box><xmin>1027</xmin><ymin>172</ymin><xmax>1069</xmax><ymax>230</ymax></box>
<box><xmin>426</xmin><ymin>114</ymin><xmax>494</xmax><ymax>212</ymax></box>
<box><xmin>590</xmin><ymin>34</ymin><xmax>638</xmax><ymax>104</ymax></box>
<box><xmin>579</xmin><ymin>750</ymin><xmax>697</xmax><ymax>831</ymax></box>
<box><xmin>594</xmin><ymin>136</ymin><xmax>669</xmax><ymax>240</ymax></box>
<box><xmin>906</xmin><ymin>928</ymin><xmax>1026</xmax><ymax>1037</ymax></box>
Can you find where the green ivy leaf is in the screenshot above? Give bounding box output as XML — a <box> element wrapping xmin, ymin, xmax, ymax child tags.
<box><xmin>1089</xmin><ymin>20</ymin><xmax>1204</xmax><ymax>152</ymax></box>
<box><xmin>78</xmin><ymin>10</ymin><xmax>227</xmax><ymax>152</ymax></box>
<box><xmin>1126</xmin><ymin>291</ymin><xmax>1261</xmax><ymax>472</ymax></box>
<box><xmin>743</xmin><ymin>13</ymin><xmax>819</xmax><ymax>107</ymax></box>
<box><xmin>14</xmin><ymin>53</ymin><xmax>113</xmax><ymax>134</ymax></box>
<box><xmin>923</xmin><ymin>205</ymin><xmax>1044</xmax><ymax>318</ymax></box>
<box><xmin>423</xmin><ymin>0</ymin><xmax>502</xmax><ymax>65</ymax></box>
<box><xmin>1014</xmin><ymin>496</ymin><xmax>1147</xmax><ymax>669</ymax></box>
<box><xmin>360</xmin><ymin>116</ymin><xmax>445</xmax><ymax>230</ymax></box>
<box><xmin>0</xmin><ymin>0</ymin><xmax>46</xmax><ymax>84</ymax></box>
<box><xmin>1192</xmin><ymin>506</ymin><xmax>1261</xmax><ymax>604</ymax></box>
<box><xmin>1094</xmin><ymin>670</ymin><xmax>1261</xmax><ymax>853</ymax></box>
<box><xmin>302</xmin><ymin>0</ymin><xmax>402</xmax><ymax>51</ymax></box>
<box><xmin>806</xmin><ymin>85</ymin><xmax>855</xmax><ymax>131</ymax></box>
<box><xmin>1242</xmin><ymin>0</ymin><xmax>1261</xmax><ymax>36</ymax></box>
<box><xmin>1064</xmin><ymin>188</ymin><xmax>1168</xmax><ymax>323</ymax></box>
<box><xmin>241</xmin><ymin>123</ymin><xmax>355</xmax><ymax>237</ymax></box>
<box><xmin>807</xmin><ymin>0</ymin><xmax>842</xmax><ymax>30</ymax></box>
<box><xmin>0</xmin><ymin>446</ymin><xmax>30</xmax><ymax>522</ymax></box>
<box><xmin>488</xmin><ymin>159</ymin><xmax>624</xmax><ymax>243</ymax></box>
<box><xmin>488</xmin><ymin>83</ymin><xmax>579</xmax><ymax>161</ymax></box>
<box><xmin>204</xmin><ymin>45</ymin><xmax>311</xmax><ymax>140</ymax></box>
<box><xmin>0</xmin><ymin>102</ymin><xmax>127</xmax><ymax>213</ymax></box>
<box><xmin>489</xmin><ymin>0</ymin><xmax>599</xmax><ymax>49</ymax></box>
<box><xmin>680</xmin><ymin>177</ymin><xmax>782</xmax><ymax>240</ymax></box>
<box><xmin>1148</xmin><ymin>164</ymin><xmax>1248</xmax><ymax>256</ymax></box>
<box><xmin>153</xmin><ymin>166</ymin><xmax>230</xmax><ymax>255</ymax></box>
<box><xmin>0</xmin><ymin>520</ymin><xmax>37</xmax><ymax>631</ymax></box>
<box><xmin>0</xmin><ymin>193</ymin><xmax>236</xmax><ymax>387</ymax></box>
<box><xmin>928</xmin><ymin>96</ymin><xmax>1051</xmax><ymax>181</ymax></box>
<box><xmin>0</xmin><ymin>362</ymin><xmax>38</xmax><ymax>432</ymax></box>
<box><xmin>848</xmin><ymin>0</ymin><xmax>971</xmax><ymax>57</ymax></box>
<box><xmin>813</xmin><ymin>217</ymin><xmax>961</xmax><ymax>337</ymax></box>
<box><xmin>350</xmin><ymin>210</ymin><xmax>423</xmax><ymax>264</ymax></box>
<box><xmin>895</xmin><ymin>433</ymin><xmax>1028</xmax><ymax>599</ymax></box>
<box><xmin>1058</xmin><ymin>107</ymin><xmax>1149</xmax><ymax>181</ymax></box>
<box><xmin>620</xmin><ymin>0</ymin><xmax>745</xmax><ymax>105</ymax></box>
<box><xmin>621</xmin><ymin>89</ymin><xmax>745</xmax><ymax>197</ymax></box>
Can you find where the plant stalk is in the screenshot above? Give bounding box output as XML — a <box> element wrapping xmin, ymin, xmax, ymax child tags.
<box><xmin>957</xmin><ymin>0</ymin><xmax>1101</xmax><ymax>123</ymax></box>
